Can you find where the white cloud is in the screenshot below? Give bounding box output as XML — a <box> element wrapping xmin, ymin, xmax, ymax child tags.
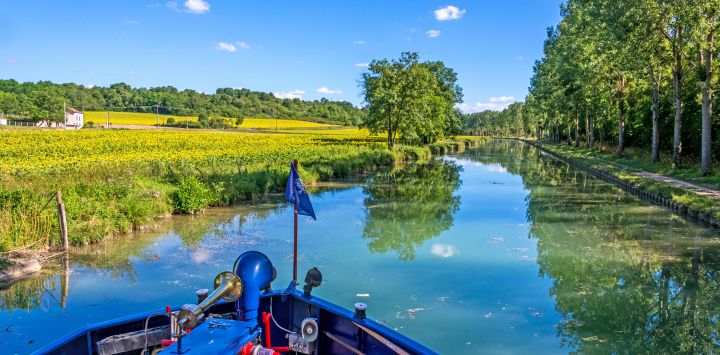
<box><xmin>434</xmin><ymin>5</ymin><xmax>466</xmax><ymax>21</ymax></box>
<box><xmin>216</xmin><ymin>41</ymin><xmax>249</xmax><ymax>52</ymax></box>
<box><xmin>516</xmin><ymin>56</ymin><xmax>523</xmax><ymax>60</ymax></box>
<box><xmin>128</xmin><ymin>70</ymin><xmax>138</xmax><ymax>75</ymax></box>
<box><xmin>191</xmin><ymin>249</ymin><xmax>211</xmax><ymax>263</ymax></box>
<box><xmin>431</xmin><ymin>244</ymin><xmax>458</xmax><ymax>258</ymax></box>
<box><xmin>485</xmin><ymin>164</ymin><xmax>507</xmax><ymax>173</ymax></box>
<box><xmin>456</xmin><ymin>96</ymin><xmax>517</xmax><ymax>113</ymax></box>
<box><xmin>456</xmin><ymin>102</ymin><xmax>507</xmax><ymax>113</ymax></box>
<box><xmin>216</xmin><ymin>42</ymin><xmax>237</xmax><ymax>52</ymax></box>
<box><xmin>425</xmin><ymin>30</ymin><xmax>441</xmax><ymax>38</ymax></box>
<box><xmin>273</xmin><ymin>90</ymin><xmax>305</xmax><ymax>99</ymax></box>
<box><xmin>184</xmin><ymin>0</ymin><xmax>210</xmax><ymax>13</ymax></box>
<box><xmin>83</xmin><ymin>84</ymin><xmax>95</xmax><ymax>89</ymax></box>
<box><xmin>125</xmin><ymin>19</ymin><xmax>140</xmax><ymax>25</ymax></box>
<box><xmin>317</xmin><ymin>87</ymin><xmax>342</xmax><ymax>95</ymax></box>
<box><xmin>353</xmin><ymin>40</ymin><xmax>367</xmax><ymax>45</ymax></box>
<box><xmin>489</xmin><ymin>96</ymin><xmax>515</xmax><ymax>103</ymax></box>
<box><xmin>354</xmin><ymin>62</ymin><xmax>370</xmax><ymax>68</ymax></box>
<box><xmin>166</xmin><ymin>0</ymin><xmax>209</xmax><ymax>14</ymax></box>
<box><xmin>5</xmin><ymin>58</ymin><xmax>19</xmax><ymax>65</ymax></box>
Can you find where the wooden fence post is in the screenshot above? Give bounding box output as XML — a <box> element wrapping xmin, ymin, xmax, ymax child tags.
<box><xmin>55</xmin><ymin>190</ymin><xmax>71</xmax><ymax>308</ymax></box>
<box><xmin>61</xmin><ymin>255</ymin><xmax>70</xmax><ymax>308</ymax></box>
<box><xmin>56</xmin><ymin>191</ymin><xmax>68</xmax><ymax>251</ymax></box>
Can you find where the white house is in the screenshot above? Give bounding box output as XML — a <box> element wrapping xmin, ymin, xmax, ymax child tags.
<box><xmin>64</xmin><ymin>106</ymin><xmax>84</xmax><ymax>129</ymax></box>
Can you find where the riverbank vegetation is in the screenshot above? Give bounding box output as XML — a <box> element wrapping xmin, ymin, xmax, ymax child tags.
<box><xmin>538</xmin><ymin>140</ymin><xmax>720</xmax><ymax>189</ymax></box>
<box><xmin>0</xmin><ymin>128</ymin><xmax>483</xmax><ymax>254</ymax></box>
<box><xmin>0</xmin><ymin>80</ymin><xmax>362</xmax><ymax>126</ymax></box>
<box><xmin>465</xmin><ymin>0</ymin><xmax>719</xmax><ymax>174</ymax></box>
<box><xmin>0</xmin><ymin>128</ymin><xmax>429</xmax><ymax>252</ymax></box>
<box><xmin>528</xmin><ymin>140</ymin><xmax>720</xmax><ymax>223</ymax></box>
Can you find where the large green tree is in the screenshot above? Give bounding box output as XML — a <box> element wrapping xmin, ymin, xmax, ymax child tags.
<box><xmin>360</xmin><ymin>52</ymin><xmax>463</xmax><ymax>148</ymax></box>
<box><xmin>31</xmin><ymin>90</ymin><xmax>63</xmax><ymax>123</ymax></box>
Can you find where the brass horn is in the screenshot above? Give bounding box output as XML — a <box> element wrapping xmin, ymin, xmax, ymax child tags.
<box><xmin>176</xmin><ymin>271</ymin><xmax>243</xmax><ymax>329</ymax></box>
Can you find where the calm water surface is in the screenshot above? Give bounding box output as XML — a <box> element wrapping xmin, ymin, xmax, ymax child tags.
<box><xmin>2</xmin><ymin>139</ymin><xmax>720</xmax><ymax>354</ymax></box>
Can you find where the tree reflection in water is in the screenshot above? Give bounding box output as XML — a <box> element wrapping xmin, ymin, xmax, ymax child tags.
<box><xmin>0</xmin><ymin>203</ymin><xmax>281</xmax><ymax>312</ymax></box>
<box><xmin>4</xmin><ymin>139</ymin><xmax>720</xmax><ymax>354</ymax></box>
<box><xmin>468</xmin><ymin>139</ymin><xmax>720</xmax><ymax>353</ymax></box>
<box><xmin>0</xmin><ymin>274</ymin><xmax>58</xmax><ymax>313</ymax></box>
<box><xmin>0</xmin><ymin>185</ymin><xmax>360</xmax><ymax>313</ymax></box>
<box><xmin>361</xmin><ymin>159</ymin><xmax>462</xmax><ymax>260</ymax></box>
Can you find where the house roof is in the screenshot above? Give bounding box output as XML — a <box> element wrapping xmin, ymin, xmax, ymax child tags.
<box><xmin>66</xmin><ymin>106</ymin><xmax>82</xmax><ymax>114</ymax></box>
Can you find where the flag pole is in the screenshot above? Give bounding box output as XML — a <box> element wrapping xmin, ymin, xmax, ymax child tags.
<box><xmin>293</xmin><ymin>159</ymin><xmax>299</xmax><ymax>285</ymax></box>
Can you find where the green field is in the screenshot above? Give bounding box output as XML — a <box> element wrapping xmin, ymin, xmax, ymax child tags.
<box><xmin>84</xmin><ymin>111</ymin><xmax>338</xmax><ymax>129</ymax></box>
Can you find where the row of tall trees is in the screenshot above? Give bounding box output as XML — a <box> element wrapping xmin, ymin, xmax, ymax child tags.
<box><xmin>361</xmin><ymin>52</ymin><xmax>464</xmax><ymax>148</ymax></box>
<box><xmin>469</xmin><ymin>1</ymin><xmax>719</xmax><ymax>173</ymax></box>
<box><xmin>462</xmin><ymin>102</ymin><xmax>528</xmax><ymax>136</ymax></box>
<box><xmin>0</xmin><ymin>80</ymin><xmax>363</xmax><ymax>126</ymax></box>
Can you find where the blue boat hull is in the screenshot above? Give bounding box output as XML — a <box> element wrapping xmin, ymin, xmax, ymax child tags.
<box><xmin>33</xmin><ymin>288</ymin><xmax>436</xmax><ymax>355</ymax></box>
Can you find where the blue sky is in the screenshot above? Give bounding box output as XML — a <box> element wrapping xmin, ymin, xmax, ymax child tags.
<box><xmin>0</xmin><ymin>1</ymin><xmax>561</xmax><ymax>112</ymax></box>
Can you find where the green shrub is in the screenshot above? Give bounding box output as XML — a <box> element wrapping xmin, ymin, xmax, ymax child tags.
<box><xmin>207</xmin><ymin>117</ymin><xmax>232</xmax><ymax>129</ymax></box>
<box><xmin>395</xmin><ymin>146</ymin><xmax>429</xmax><ymax>161</ymax></box>
<box><xmin>172</xmin><ymin>176</ymin><xmax>215</xmax><ymax>214</ymax></box>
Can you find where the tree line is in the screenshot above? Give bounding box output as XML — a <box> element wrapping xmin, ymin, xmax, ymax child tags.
<box><xmin>462</xmin><ymin>102</ymin><xmax>528</xmax><ymax>137</ymax></box>
<box><xmin>0</xmin><ymin>79</ymin><xmax>363</xmax><ymax>126</ymax></box>
<box><xmin>467</xmin><ymin>1</ymin><xmax>719</xmax><ymax>173</ymax></box>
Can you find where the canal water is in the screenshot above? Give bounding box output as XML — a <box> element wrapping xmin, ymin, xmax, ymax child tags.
<box><xmin>2</xmin><ymin>139</ymin><xmax>720</xmax><ymax>354</ymax></box>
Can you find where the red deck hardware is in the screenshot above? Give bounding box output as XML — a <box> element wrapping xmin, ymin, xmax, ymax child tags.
<box><xmin>262</xmin><ymin>312</ymin><xmax>290</xmax><ymax>352</ymax></box>
<box><xmin>160</xmin><ymin>339</ymin><xmax>175</xmax><ymax>347</ymax></box>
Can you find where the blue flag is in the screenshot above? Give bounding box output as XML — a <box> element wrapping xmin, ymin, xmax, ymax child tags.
<box><xmin>285</xmin><ymin>161</ymin><xmax>316</xmax><ymax>220</ymax></box>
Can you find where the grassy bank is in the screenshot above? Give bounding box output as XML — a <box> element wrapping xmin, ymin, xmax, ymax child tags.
<box><xmin>529</xmin><ymin>140</ymin><xmax>720</xmax><ymax>224</ymax></box>
<box><xmin>0</xmin><ymin>129</ymin><xmax>481</xmax><ymax>252</ymax></box>
<box><xmin>428</xmin><ymin>136</ymin><xmax>488</xmax><ymax>154</ymax></box>
<box><xmin>541</xmin><ymin>141</ymin><xmax>720</xmax><ymax>189</ymax></box>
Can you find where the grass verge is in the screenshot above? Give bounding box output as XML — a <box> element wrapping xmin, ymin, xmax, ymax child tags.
<box><xmin>527</xmin><ymin>140</ymin><xmax>720</xmax><ymax>226</ymax></box>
